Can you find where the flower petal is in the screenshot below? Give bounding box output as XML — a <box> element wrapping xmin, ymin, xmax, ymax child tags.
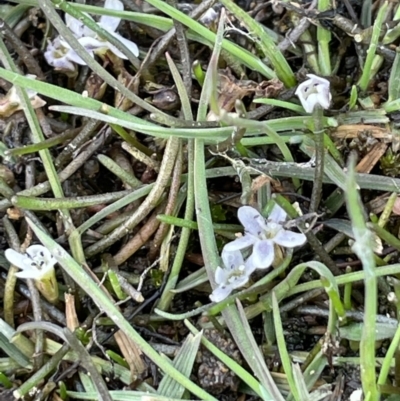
<box><xmin>274</xmin><ymin>229</ymin><xmax>307</xmax><ymax>248</ymax></box>
<box><xmin>100</xmin><ymin>0</ymin><xmax>123</xmax><ymax>32</ymax></box>
<box><xmin>316</xmin><ymin>84</ymin><xmax>332</xmax><ymax>109</ymax></box>
<box><xmin>106</xmin><ymin>31</ymin><xmax>139</xmax><ymax>58</ymax></box>
<box><xmin>238</xmin><ymin>206</ymin><xmax>267</xmax><ymax>235</ymax></box>
<box><xmin>27</xmin><ymin>245</ymin><xmax>57</xmax><ymax>267</ymax></box>
<box><xmin>252</xmin><ymin>240</ymin><xmax>274</xmax><ymax>269</ymax></box>
<box><xmin>244</xmin><ymin>254</ymin><xmax>257</xmax><ymax>274</ymax></box>
<box><xmin>306</xmin><ymin>74</ymin><xmax>330</xmax><ymax>86</ymax></box>
<box><xmin>299</xmin><ymin>92</ymin><xmax>318</xmax><ymax>113</ymax></box>
<box><xmin>5</xmin><ymin>249</ymin><xmax>26</xmax><ymax>270</ymax></box>
<box><xmin>26</xmin><ymin>245</ymin><xmax>49</xmax><ymax>258</ymax></box>
<box><xmin>229</xmin><ymin>273</ymin><xmax>251</xmax><ymax>290</ymax></box>
<box><xmin>44</xmin><ymin>49</ymin><xmax>76</xmax><ymax>71</ymax></box>
<box><xmin>210</xmin><ymin>284</ymin><xmax>233</xmax><ymax>302</ymax></box>
<box><xmin>214</xmin><ymin>266</ymin><xmax>228</xmax><ymax>285</ymax></box>
<box><xmin>268</xmin><ymin>204</ymin><xmax>287</xmax><ymax>224</ymax></box>
<box><xmin>65</xmin><ymin>49</ymin><xmax>89</xmax><ymax>65</ymax></box>
<box><xmin>15</xmin><ymin>267</ymin><xmax>40</xmax><ymax>279</ymax></box>
<box><xmin>65</xmin><ymin>13</ymin><xmax>94</xmax><ymax>38</ymax></box>
<box><xmin>223</xmin><ymin>234</ymin><xmax>256</xmax><ymax>252</ymax></box>
<box><xmin>76</xmin><ymin>36</ymin><xmax>105</xmax><ymax>52</ymax></box>
<box><xmin>221</xmin><ymin>249</ymin><xmax>244</xmax><ymax>270</ymax></box>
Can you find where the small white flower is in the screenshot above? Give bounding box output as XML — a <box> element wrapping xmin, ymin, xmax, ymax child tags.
<box><xmin>224</xmin><ymin>205</ymin><xmax>307</xmax><ymax>270</ymax></box>
<box><xmin>210</xmin><ymin>249</ymin><xmax>256</xmax><ymax>303</ymax></box>
<box><xmin>6</xmin><ymin>244</ymin><xmax>59</xmax><ymax>303</ymax></box>
<box><xmin>295</xmin><ymin>74</ymin><xmax>331</xmax><ymax>113</ymax></box>
<box><xmin>5</xmin><ymin>245</ymin><xmax>56</xmax><ymax>280</ymax></box>
<box><xmin>44</xmin><ymin>36</ymin><xmax>80</xmax><ymax>72</ymax></box>
<box><xmin>60</xmin><ymin>0</ymin><xmax>138</xmax><ymax>62</ymax></box>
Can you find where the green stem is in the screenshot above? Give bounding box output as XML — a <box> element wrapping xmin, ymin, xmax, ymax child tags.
<box><xmin>309</xmin><ymin>107</ymin><xmax>325</xmax><ymax>213</ymax></box>
<box><xmin>5</xmin><ymin>129</ymin><xmax>78</xmax><ymax>156</ymax></box>
<box><xmin>377</xmin><ymin>323</ymin><xmax>400</xmax><ymax>387</ymax></box>
<box><xmin>12</xmin><ymin>191</ymin><xmax>132</xmax><ymax>210</ymax></box>
<box><xmin>317</xmin><ymin>0</ymin><xmax>332</xmax><ymax>75</ymax></box>
<box><xmin>97</xmin><ymin>155</ymin><xmax>142</xmax><ymax>189</ymax></box>
<box><xmin>345</xmin><ymin>155</ymin><xmax>378</xmax><ymax>401</ymax></box>
<box><xmin>358</xmin><ymin>2</ymin><xmax>389</xmax><ymax>91</ymax></box>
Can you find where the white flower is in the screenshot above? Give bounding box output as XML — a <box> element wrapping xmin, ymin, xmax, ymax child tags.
<box><xmin>61</xmin><ymin>0</ymin><xmax>138</xmax><ymax>62</ymax></box>
<box><xmin>44</xmin><ymin>37</ymin><xmax>80</xmax><ymax>72</ymax></box>
<box><xmin>295</xmin><ymin>74</ymin><xmax>331</xmax><ymax>113</ymax></box>
<box><xmin>210</xmin><ymin>249</ymin><xmax>256</xmax><ymax>303</ymax></box>
<box><xmin>5</xmin><ymin>245</ymin><xmax>59</xmax><ymax>303</ymax></box>
<box><xmin>5</xmin><ymin>245</ymin><xmax>56</xmax><ymax>280</ymax></box>
<box><xmin>224</xmin><ymin>205</ymin><xmax>307</xmax><ymax>270</ymax></box>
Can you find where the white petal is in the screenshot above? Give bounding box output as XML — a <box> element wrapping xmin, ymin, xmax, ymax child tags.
<box><xmin>100</xmin><ymin>0</ymin><xmax>123</xmax><ymax>32</ymax></box>
<box><xmin>77</xmin><ymin>36</ymin><xmax>105</xmax><ymax>52</ymax></box>
<box><xmin>106</xmin><ymin>31</ymin><xmax>139</xmax><ymax>58</ymax></box>
<box><xmin>306</xmin><ymin>74</ymin><xmax>330</xmax><ymax>86</ymax></box>
<box><xmin>210</xmin><ymin>284</ymin><xmax>233</xmax><ymax>302</ymax></box>
<box><xmin>15</xmin><ymin>267</ymin><xmax>40</xmax><ymax>279</ymax></box>
<box><xmin>65</xmin><ymin>49</ymin><xmax>88</xmax><ymax>65</ymax></box>
<box><xmin>214</xmin><ymin>266</ymin><xmax>228</xmax><ymax>285</ymax></box>
<box><xmin>294</xmin><ymin>81</ymin><xmax>309</xmax><ymax>98</ymax></box>
<box><xmin>299</xmin><ymin>92</ymin><xmax>317</xmax><ymax>113</ymax></box>
<box><xmin>268</xmin><ymin>204</ymin><xmax>287</xmax><ymax>224</ymax></box>
<box><xmin>223</xmin><ymin>235</ymin><xmax>256</xmax><ymax>252</ymax></box>
<box><xmin>27</xmin><ymin>245</ymin><xmax>56</xmax><ymax>264</ymax></box>
<box><xmin>274</xmin><ymin>229</ymin><xmax>307</xmax><ymax>248</ymax></box>
<box><xmin>46</xmin><ymin>54</ymin><xmax>76</xmax><ymax>71</ymax></box>
<box><xmin>221</xmin><ymin>249</ymin><xmax>244</xmax><ymax>270</ymax></box>
<box><xmin>104</xmin><ymin>0</ymin><xmax>124</xmax><ymax>11</ymax></box>
<box><xmin>244</xmin><ymin>253</ymin><xmax>257</xmax><ymax>274</ymax></box>
<box><xmin>26</xmin><ymin>245</ymin><xmax>49</xmax><ymax>258</ymax></box>
<box><xmin>230</xmin><ymin>273</ymin><xmax>251</xmax><ymax>290</ymax></box>
<box><xmin>63</xmin><ymin>37</ymin><xmax>99</xmax><ymax>65</ymax></box>
<box><xmin>238</xmin><ymin>206</ymin><xmax>267</xmax><ymax>236</ymax></box>
<box><xmin>5</xmin><ymin>249</ymin><xmax>26</xmax><ymax>270</ymax></box>
<box><xmin>14</xmin><ymin>262</ymin><xmax>54</xmax><ymax>280</ymax></box>
<box><xmin>252</xmin><ymin>240</ymin><xmax>274</xmax><ymax>269</ymax></box>
<box><xmin>308</xmin><ymin>93</ymin><xmax>322</xmax><ymax>113</ymax></box>
<box><xmin>65</xmin><ymin>13</ymin><xmax>93</xmax><ymax>38</ymax></box>
<box><xmin>316</xmin><ymin>85</ymin><xmax>332</xmax><ymax>109</ymax></box>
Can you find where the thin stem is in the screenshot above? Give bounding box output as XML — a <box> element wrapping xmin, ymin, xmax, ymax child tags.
<box><xmin>345</xmin><ymin>154</ymin><xmax>378</xmax><ymax>401</ymax></box>
<box><xmin>309</xmin><ymin>107</ymin><xmax>325</xmax><ymax>213</ymax></box>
